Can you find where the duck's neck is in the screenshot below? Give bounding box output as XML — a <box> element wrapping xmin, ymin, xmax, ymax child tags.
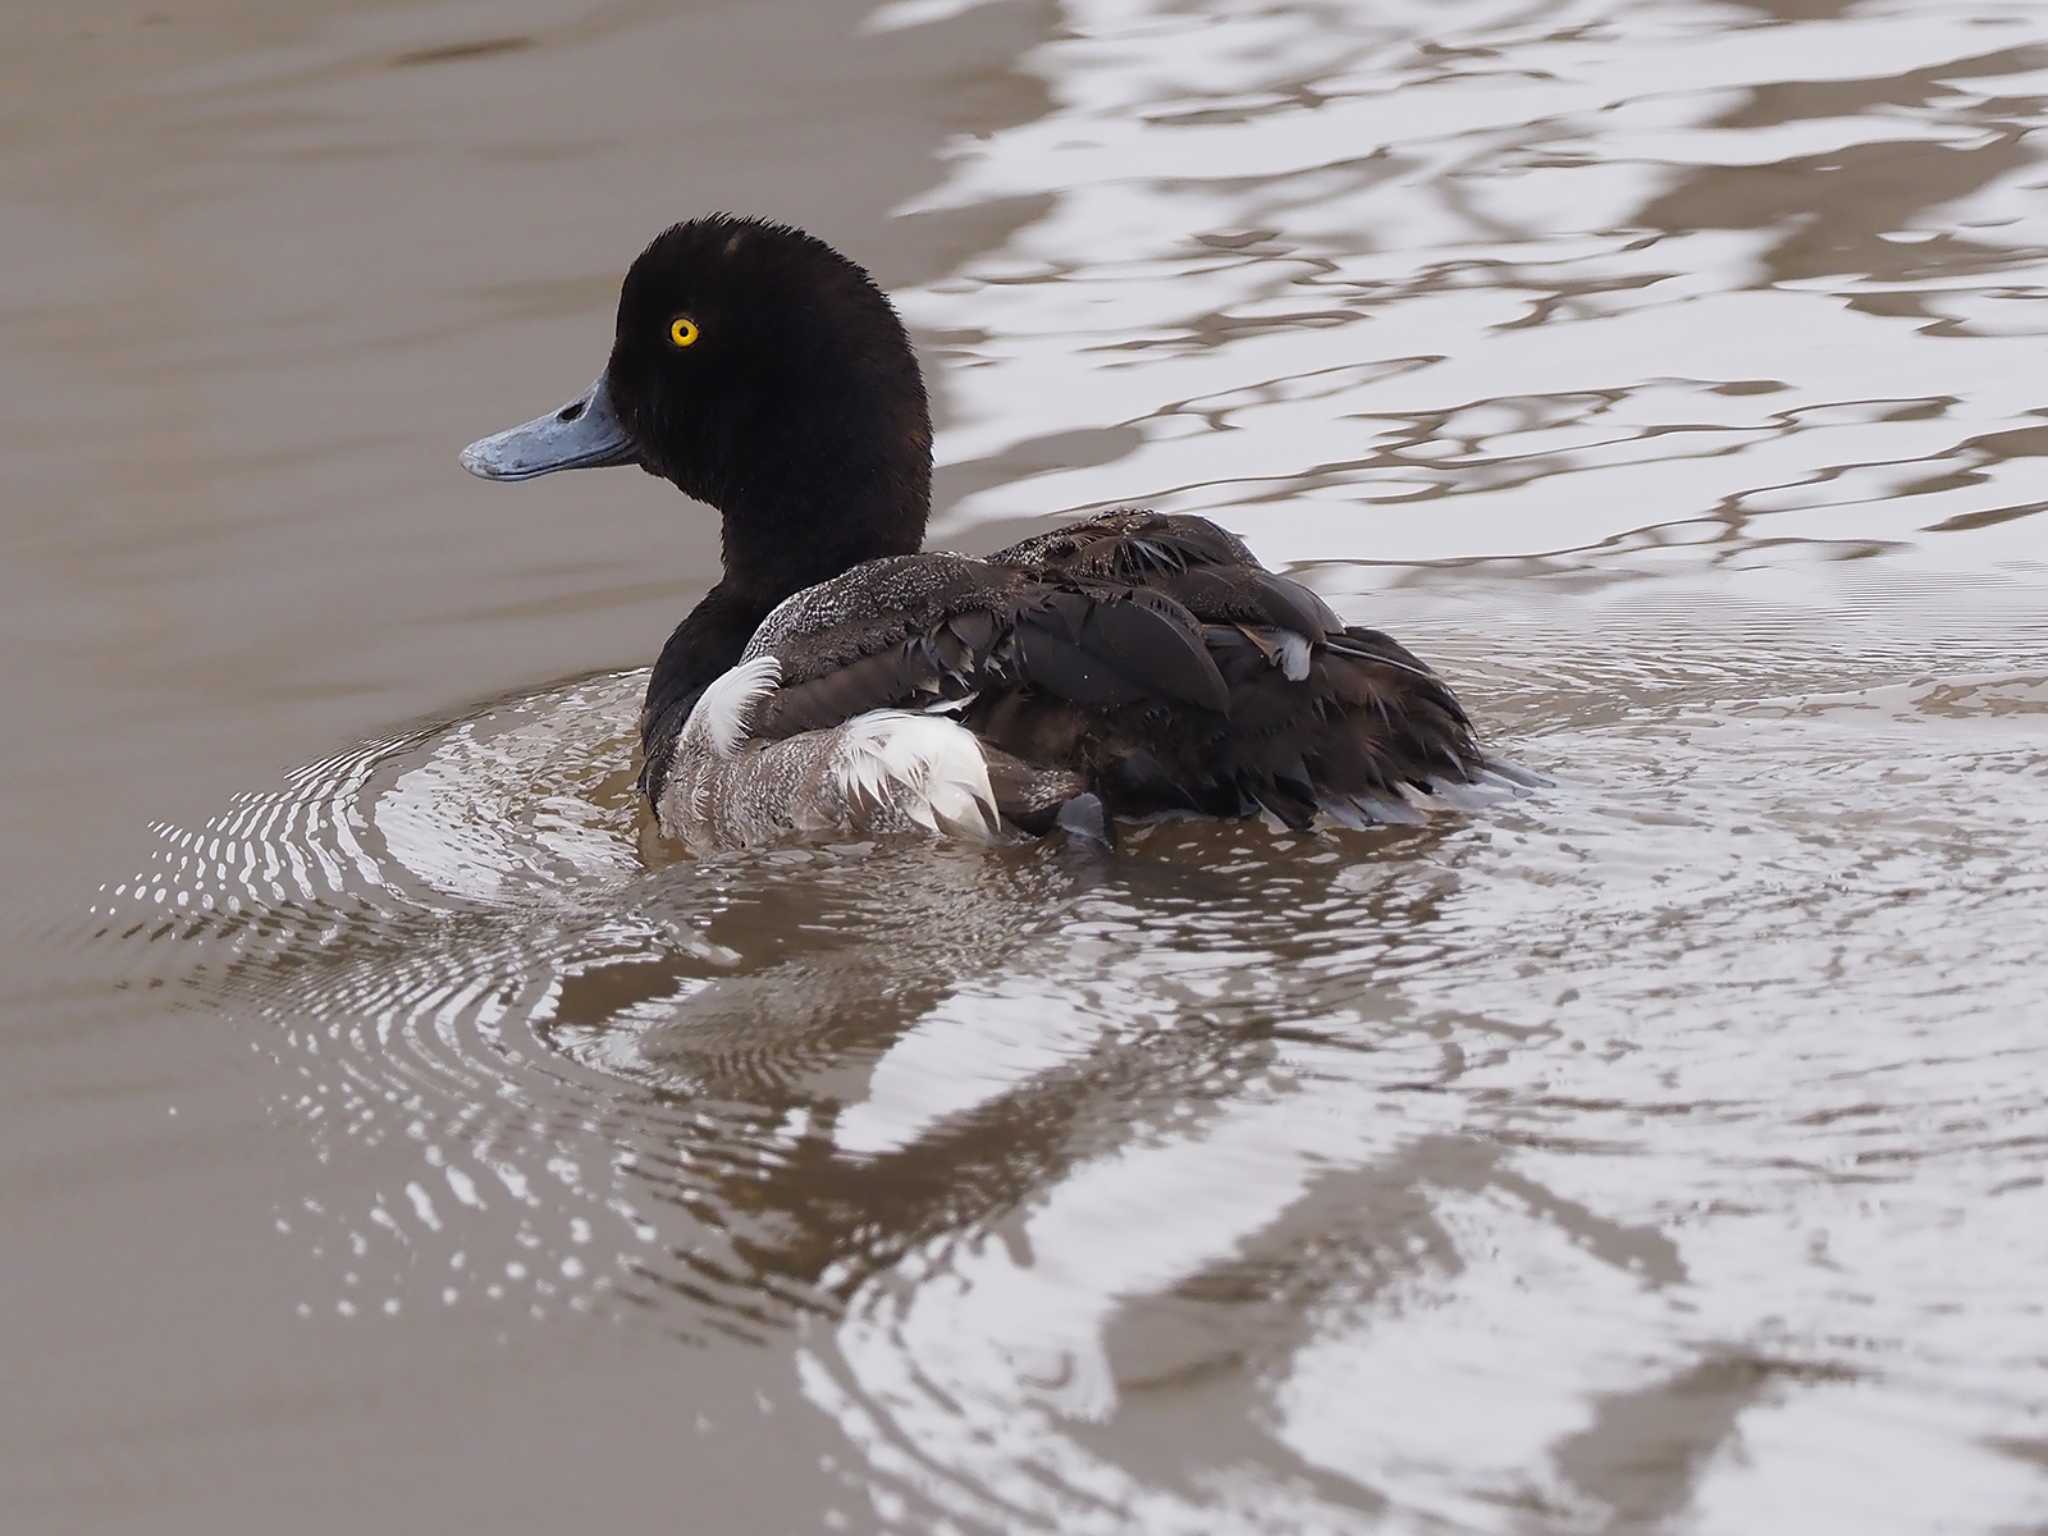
<box><xmin>639</xmin><ymin>580</ymin><xmax>766</xmax><ymax>801</ymax></box>
<box><xmin>710</xmin><ymin>408</ymin><xmax>932</xmax><ymax>593</ymax></box>
<box><xmin>638</xmin><ymin>463</ymin><xmax>931</xmax><ymax>803</ymax></box>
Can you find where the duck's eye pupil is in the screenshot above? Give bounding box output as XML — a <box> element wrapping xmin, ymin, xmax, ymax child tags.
<box><xmin>669</xmin><ymin>317</ymin><xmax>700</xmax><ymax>349</ymax></box>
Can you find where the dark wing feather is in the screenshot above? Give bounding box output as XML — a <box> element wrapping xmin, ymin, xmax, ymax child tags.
<box><xmin>1011</xmin><ymin>588</ymin><xmax>1229</xmax><ymax>713</ymax></box>
<box><xmin>755</xmin><ymin>641</ymin><xmax>944</xmax><ymax>737</ymax></box>
<box><xmin>989</xmin><ymin>509</ymin><xmax>1257</xmax><ymax>577</ymax></box>
<box><xmin>994</xmin><ymin>512</ymin><xmax>1485</xmax><ymax>821</ymax></box>
<box><xmin>747</xmin><ymin>557</ymin><xmax>1228</xmax><ymax>743</ymax></box>
<box><xmin>1144</xmin><ymin>563</ymin><xmax>1342</xmax><ymax>639</ymax></box>
<box><xmin>716</xmin><ymin>514</ymin><xmax>1488</xmax><ymax>834</ymax></box>
<box><xmin>994</xmin><ymin>511</ymin><xmax>1340</xmax><ymax>638</ymax></box>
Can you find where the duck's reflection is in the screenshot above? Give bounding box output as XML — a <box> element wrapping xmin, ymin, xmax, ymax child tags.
<box><xmin>535</xmin><ymin>821</ymin><xmax>1476</xmax><ymax>1340</ymax></box>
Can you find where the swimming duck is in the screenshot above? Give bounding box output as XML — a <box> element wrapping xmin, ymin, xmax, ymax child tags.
<box><xmin>462</xmin><ymin>214</ymin><xmax>1498</xmax><ymax>849</ymax></box>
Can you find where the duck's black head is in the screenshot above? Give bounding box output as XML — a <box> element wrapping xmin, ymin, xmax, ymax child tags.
<box><xmin>462</xmin><ymin>214</ymin><xmax>932</xmax><ymax>599</ymax></box>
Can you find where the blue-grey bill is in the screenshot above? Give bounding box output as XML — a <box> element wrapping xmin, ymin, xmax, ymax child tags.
<box><xmin>460</xmin><ymin>373</ymin><xmax>638</xmax><ymax>481</ymax></box>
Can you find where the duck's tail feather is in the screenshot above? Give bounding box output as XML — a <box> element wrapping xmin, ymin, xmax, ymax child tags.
<box><xmin>832</xmin><ymin>712</ymin><xmax>1001</xmax><ymax>840</ymax></box>
<box><xmin>1477</xmin><ymin>754</ymin><xmax>1550</xmax><ymax>790</ymax></box>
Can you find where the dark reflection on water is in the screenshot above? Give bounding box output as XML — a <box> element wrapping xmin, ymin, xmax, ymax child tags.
<box><xmin>61</xmin><ymin>0</ymin><xmax>2048</xmax><ymax>1529</ymax></box>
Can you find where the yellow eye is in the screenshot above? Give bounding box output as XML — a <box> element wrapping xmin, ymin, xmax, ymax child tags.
<box><xmin>668</xmin><ymin>316</ymin><xmax>700</xmax><ymax>348</ymax></box>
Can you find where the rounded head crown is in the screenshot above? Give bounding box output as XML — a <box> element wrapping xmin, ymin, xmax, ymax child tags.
<box><xmin>606</xmin><ymin>217</ymin><xmax>931</xmax><ymax>518</ymax></box>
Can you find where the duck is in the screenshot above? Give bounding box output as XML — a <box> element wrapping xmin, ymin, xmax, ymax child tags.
<box><xmin>461</xmin><ymin>214</ymin><xmax>1506</xmax><ymax>850</ymax></box>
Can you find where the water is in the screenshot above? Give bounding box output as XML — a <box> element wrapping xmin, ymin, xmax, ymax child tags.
<box><xmin>5</xmin><ymin>0</ymin><xmax>2046</xmax><ymax>1531</ymax></box>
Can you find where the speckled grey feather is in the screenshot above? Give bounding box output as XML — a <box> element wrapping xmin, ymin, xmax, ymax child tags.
<box><xmin>742</xmin><ymin>553</ymin><xmax>989</xmax><ymax>661</ymax></box>
<box><xmin>656</xmin><ymin>681</ymin><xmax>1001</xmax><ymax>852</ymax></box>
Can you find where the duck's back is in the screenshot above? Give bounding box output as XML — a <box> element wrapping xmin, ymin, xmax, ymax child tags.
<box><xmin>650</xmin><ymin>509</ymin><xmax>1488</xmax><ymax>846</ymax></box>
<box><xmin>986</xmin><ymin>510</ymin><xmax>1485</xmax><ymax>825</ymax></box>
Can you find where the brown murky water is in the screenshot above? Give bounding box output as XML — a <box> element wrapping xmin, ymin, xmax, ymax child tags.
<box><xmin>5</xmin><ymin>0</ymin><xmax>2047</xmax><ymax>1531</ymax></box>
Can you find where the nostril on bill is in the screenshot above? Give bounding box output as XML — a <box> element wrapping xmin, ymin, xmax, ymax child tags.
<box><xmin>557</xmin><ymin>400</ymin><xmax>585</xmax><ymax>423</ymax></box>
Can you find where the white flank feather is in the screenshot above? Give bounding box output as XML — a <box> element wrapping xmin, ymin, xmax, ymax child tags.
<box><xmin>1275</xmin><ymin>630</ymin><xmax>1313</xmax><ymax>681</ymax></box>
<box><xmin>681</xmin><ymin>654</ymin><xmax>782</xmax><ymax>759</ymax></box>
<box><xmin>832</xmin><ymin>711</ymin><xmax>999</xmax><ymax>839</ymax></box>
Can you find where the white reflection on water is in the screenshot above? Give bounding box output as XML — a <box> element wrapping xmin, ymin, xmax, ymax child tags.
<box><xmin>787</xmin><ymin>589</ymin><xmax>2048</xmax><ymax>1534</ymax></box>
<box><xmin>908</xmin><ymin>0</ymin><xmax>2048</xmax><ymax>577</ymax></box>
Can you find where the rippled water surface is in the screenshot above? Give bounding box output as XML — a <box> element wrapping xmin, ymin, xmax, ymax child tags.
<box><xmin>8</xmin><ymin>0</ymin><xmax>2048</xmax><ymax>1531</ymax></box>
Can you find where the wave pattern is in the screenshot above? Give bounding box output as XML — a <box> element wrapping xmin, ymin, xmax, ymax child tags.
<box><xmin>912</xmin><ymin>0</ymin><xmax>2048</xmax><ymax>589</ymax></box>
<box><xmin>90</xmin><ymin>578</ymin><xmax>2048</xmax><ymax>1529</ymax></box>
